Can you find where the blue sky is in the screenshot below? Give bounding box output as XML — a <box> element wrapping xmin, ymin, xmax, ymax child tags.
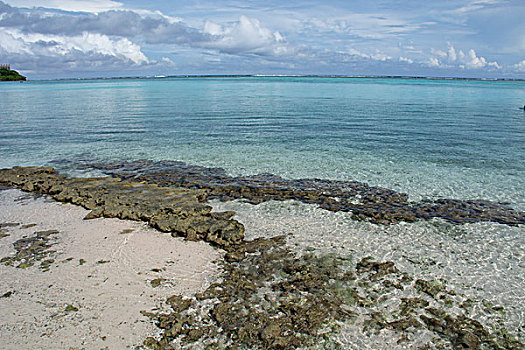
<box><xmin>1</xmin><ymin>0</ymin><xmax>524</xmax><ymax>79</ymax></box>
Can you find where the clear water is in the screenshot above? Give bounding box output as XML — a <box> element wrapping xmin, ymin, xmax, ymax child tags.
<box><xmin>1</xmin><ymin>77</ymin><xmax>525</xmax><ymax>343</ymax></box>
<box><xmin>1</xmin><ymin>77</ymin><xmax>524</xmax><ymax>208</ymax></box>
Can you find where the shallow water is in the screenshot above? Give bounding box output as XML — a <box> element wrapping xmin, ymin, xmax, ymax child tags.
<box><xmin>1</xmin><ymin>77</ymin><xmax>524</xmax><ymax>208</ymax></box>
<box><xmin>210</xmin><ymin>198</ymin><xmax>525</xmax><ymax>343</ymax></box>
<box><xmin>1</xmin><ymin>76</ymin><xmax>524</xmax><ymax>345</ymax></box>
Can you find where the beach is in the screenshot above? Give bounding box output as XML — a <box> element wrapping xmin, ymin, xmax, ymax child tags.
<box><xmin>0</xmin><ymin>76</ymin><xmax>524</xmax><ymax>349</ymax></box>
<box><xmin>0</xmin><ymin>165</ymin><xmax>523</xmax><ymax>349</ymax></box>
<box><xmin>0</xmin><ymin>188</ymin><xmax>222</xmax><ymax>349</ymax></box>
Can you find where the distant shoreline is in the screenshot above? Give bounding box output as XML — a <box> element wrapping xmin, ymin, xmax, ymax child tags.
<box><xmin>27</xmin><ymin>74</ymin><xmax>525</xmax><ymax>82</ymax></box>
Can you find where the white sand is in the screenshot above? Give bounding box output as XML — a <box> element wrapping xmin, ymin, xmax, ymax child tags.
<box><xmin>0</xmin><ymin>189</ymin><xmax>223</xmax><ymax>350</ymax></box>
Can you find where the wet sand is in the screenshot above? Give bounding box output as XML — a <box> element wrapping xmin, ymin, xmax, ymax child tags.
<box><xmin>0</xmin><ymin>189</ymin><xmax>222</xmax><ymax>350</ymax></box>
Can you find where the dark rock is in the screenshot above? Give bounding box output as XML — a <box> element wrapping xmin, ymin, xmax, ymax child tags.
<box><xmin>1</xmin><ymin>229</ymin><xmax>59</xmax><ymax>270</ymax></box>
<box><xmin>78</xmin><ymin>160</ymin><xmax>525</xmax><ymax>226</ymax></box>
<box><xmin>415</xmin><ymin>279</ymin><xmax>446</xmax><ymax>299</ymax></box>
<box><xmin>150</xmin><ymin>278</ymin><xmax>166</xmax><ymax>288</ymax></box>
<box><xmin>0</xmin><ymin>222</ymin><xmax>20</xmax><ymax>228</ymax></box>
<box><xmin>356</xmin><ymin>256</ymin><xmax>398</xmax><ymax>281</ymax></box>
<box><xmin>65</xmin><ymin>304</ymin><xmax>79</xmax><ymax>312</ymax></box>
<box><xmin>1</xmin><ymin>291</ymin><xmax>13</xmax><ymax>298</ymax></box>
<box><xmin>0</xmin><ymin>166</ymin><xmax>245</xmax><ymax>248</ymax></box>
<box><xmin>20</xmin><ymin>223</ymin><xmax>37</xmax><ymax>229</ymax></box>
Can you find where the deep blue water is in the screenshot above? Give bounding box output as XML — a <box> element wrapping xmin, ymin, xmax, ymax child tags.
<box><xmin>1</xmin><ymin>77</ymin><xmax>524</xmax><ymax>207</ymax></box>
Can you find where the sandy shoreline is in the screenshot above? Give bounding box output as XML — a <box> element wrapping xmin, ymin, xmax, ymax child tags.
<box><xmin>0</xmin><ymin>189</ymin><xmax>222</xmax><ymax>349</ymax></box>
<box><xmin>1</xmin><ymin>183</ymin><xmax>523</xmax><ymax>349</ymax></box>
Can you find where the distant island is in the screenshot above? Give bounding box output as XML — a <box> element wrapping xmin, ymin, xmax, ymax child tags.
<box><xmin>0</xmin><ymin>66</ymin><xmax>26</xmax><ymax>81</ymax></box>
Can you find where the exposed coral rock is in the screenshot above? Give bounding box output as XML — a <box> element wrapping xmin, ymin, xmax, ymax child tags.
<box><xmin>84</xmin><ymin>160</ymin><xmax>525</xmax><ymax>226</ymax></box>
<box><xmin>0</xmin><ymin>229</ymin><xmax>59</xmax><ymax>271</ymax></box>
<box><xmin>0</xmin><ymin>166</ymin><xmax>244</xmax><ymax>247</ymax></box>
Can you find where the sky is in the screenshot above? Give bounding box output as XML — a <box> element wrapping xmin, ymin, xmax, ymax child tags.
<box><xmin>0</xmin><ymin>0</ymin><xmax>524</xmax><ymax>79</ymax></box>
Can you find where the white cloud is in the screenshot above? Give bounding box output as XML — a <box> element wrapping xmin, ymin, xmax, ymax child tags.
<box><xmin>428</xmin><ymin>57</ymin><xmax>441</xmax><ymax>67</ymax></box>
<box><xmin>304</xmin><ymin>11</ymin><xmax>424</xmax><ymax>41</ymax></box>
<box><xmin>448</xmin><ymin>0</ymin><xmax>504</xmax><ymax>14</ymax></box>
<box><xmin>487</xmin><ymin>61</ymin><xmax>501</xmax><ymax>69</ymax></box>
<box><xmin>161</xmin><ymin>57</ymin><xmax>175</xmax><ymax>65</ymax></box>
<box><xmin>4</xmin><ymin>0</ymin><xmax>123</xmax><ymax>13</ymax></box>
<box><xmin>447</xmin><ymin>46</ymin><xmax>457</xmax><ymax>61</ymax></box>
<box><xmin>347</xmin><ymin>48</ymin><xmax>392</xmax><ymax>61</ymax></box>
<box><xmin>432</xmin><ymin>49</ymin><xmax>447</xmax><ymax>58</ymax></box>
<box><xmin>0</xmin><ymin>29</ymin><xmax>31</xmax><ymax>53</ymax></box>
<box><xmin>1</xmin><ymin>3</ymin><xmax>293</xmax><ymax>58</ymax></box>
<box><xmin>1</xmin><ymin>28</ymin><xmax>148</xmax><ymax>65</ymax></box>
<box><xmin>203</xmin><ymin>21</ymin><xmax>223</xmax><ymax>36</ymax></box>
<box><xmin>202</xmin><ymin>15</ymin><xmax>293</xmax><ymax>56</ymax></box>
<box><xmin>67</xmin><ymin>32</ymin><xmax>148</xmax><ymax>64</ymax></box>
<box><xmin>1</xmin><ymin>1</ymin><xmax>520</xmax><ymax>77</ymax></box>
<box><xmin>463</xmin><ymin>49</ymin><xmax>486</xmax><ymax>68</ymax></box>
<box><xmin>512</xmin><ymin>60</ymin><xmax>525</xmax><ymax>72</ymax></box>
<box><xmin>429</xmin><ymin>45</ymin><xmax>500</xmax><ymax>70</ymax></box>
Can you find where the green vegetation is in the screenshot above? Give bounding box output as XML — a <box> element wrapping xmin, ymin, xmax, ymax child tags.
<box><xmin>0</xmin><ymin>68</ymin><xmax>26</xmax><ymax>81</ymax></box>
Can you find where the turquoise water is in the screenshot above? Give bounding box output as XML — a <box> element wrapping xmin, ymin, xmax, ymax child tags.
<box><xmin>1</xmin><ymin>77</ymin><xmax>524</xmax><ymax>207</ymax></box>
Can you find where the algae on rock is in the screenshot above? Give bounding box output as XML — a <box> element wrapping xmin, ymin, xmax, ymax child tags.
<box><xmin>0</xmin><ymin>166</ymin><xmax>244</xmax><ymax>248</ymax></box>
<box><xmin>0</xmin><ymin>229</ymin><xmax>59</xmax><ymax>271</ymax></box>
<box><xmin>86</xmin><ymin>159</ymin><xmax>525</xmax><ymax>226</ymax></box>
<box><xmin>143</xmin><ymin>237</ymin><xmax>523</xmax><ymax>350</ymax></box>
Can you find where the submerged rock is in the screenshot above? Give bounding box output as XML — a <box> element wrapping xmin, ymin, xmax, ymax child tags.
<box><xmin>143</xmin><ymin>236</ymin><xmax>358</xmax><ymax>349</ymax></box>
<box><xmin>143</xmin><ymin>238</ymin><xmax>523</xmax><ymax>349</ymax></box>
<box><xmin>0</xmin><ymin>166</ymin><xmax>244</xmax><ymax>248</ymax></box>
<box><xmin>83</xmin><ymin>160</ymin><xmax>525</xmax><ymax>226</ymax></box>
<box><xmin>1</xmin><ymin>165</ymin><xmax>522</xmax><ymax>349</ymax></box>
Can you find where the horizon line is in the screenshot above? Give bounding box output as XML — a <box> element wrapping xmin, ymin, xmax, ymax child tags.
<box><xmin>22</xmin><ymin>74</ymin><xmax>525</xmax><ymax>82</ymax></box>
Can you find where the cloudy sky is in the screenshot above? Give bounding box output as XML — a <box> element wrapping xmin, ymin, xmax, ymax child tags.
<box><xmin>1</xmin><ymin>0</ymin><xmax>524</xmax><ymax>79</ymax></box>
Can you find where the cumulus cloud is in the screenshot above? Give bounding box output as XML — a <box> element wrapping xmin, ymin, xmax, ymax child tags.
<box><xmin>202</xmin><ymin>16</ymin><xmax>292</xmax><ymax>56</ymax></box>
<box><xmin>2</xmin><ymin>29</ymin><xmax>148</xmax><ymax>65</ymax></box>
<box><xmin>0</xmin><ymin>2</ymin><xmax>296</xmax><ymax>53</ymax></box>
<box><xmin>428</xmin><ymin>57</ymin><xmax>440</xmax><ymax>67</ymax></box>
<box><xmin>0</xmin><ymin>0</ymin><xmax>301</xmax><ymax>78</ymax></box>
<box><xmin>447</xmin><ymin>46</ymin><xmax>457</xmax><ymax>61</ymax></box>
<box><xmin>0</xmin><ymin>1</ymin><xmax>293</xmax><ymax>67</ymax></box>
<box><xmin>347</xmin><ymin>48</ymin><xmax>392</xmax><ymax>61</ymax></box>
<box><xmin>512</xmin><ymin>60</ymin><xmax>525</xmax><ymax>72</ymax></box>
<box><xmin>0</xmin><ymin>4</ymin><xmax>207</xmax><ymax>45</ymax></box>
<box><xmin>1</xmin><ymin>1</ymin><xmax>519</xmax><ymax>77</ymax></box>
<box><xmin>429</xmin><ymin>44</ymin><xmax>500</xmax><ymax>70</ymax></box>
<box><xmin>0</xmin><ymin>28</ymin><xmax>154</xmax><ymax>75</ymax></box>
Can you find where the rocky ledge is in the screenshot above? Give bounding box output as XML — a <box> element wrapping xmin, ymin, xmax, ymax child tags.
<box><xmin>1</xmin><ymin>165</ymin><xmax>523</xmax><ymax>349</ymax></box>
<box><xmin>0</xmin><ymin>166</ymin><xmax>244</xmax><ymax>248</ymax></box>
<box><xmin>83</xmin><ymin>160</ymin><xmax>525</xmax><ymax>226</ymax></box>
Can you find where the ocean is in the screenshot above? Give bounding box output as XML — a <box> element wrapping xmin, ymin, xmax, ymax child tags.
<box><xmin>1</xmin><ymin>77</ymin><xmax>524</xmax><ymax>207</ymax></box>
<box><xmin>1</xmin><ymin>76</ymin><xmax>524</xmax><ymax>347</ymax></box>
